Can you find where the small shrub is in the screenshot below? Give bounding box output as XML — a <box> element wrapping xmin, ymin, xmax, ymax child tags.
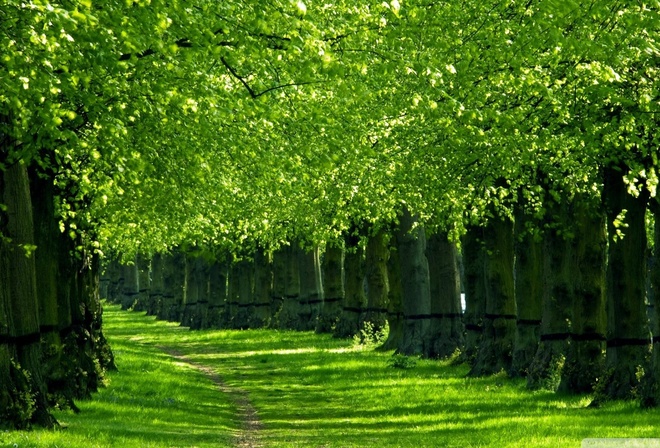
<box><xmin>387</xmin><ymin>354</ymin><xmax>418</xmax><ymax>370</ymax></box>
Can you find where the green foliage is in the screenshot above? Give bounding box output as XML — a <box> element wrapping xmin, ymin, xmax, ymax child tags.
<box><xmin>353</xmin><ymin>320</ymin><xmax>388</xmax><ymax>349</ymax></box>
<box><xmin>387</xmin><ymin>353</ymin><xmax>418</xmax><ymax>370</ymax></box>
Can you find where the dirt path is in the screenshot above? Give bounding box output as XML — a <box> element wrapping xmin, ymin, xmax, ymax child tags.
<box><xmin>159</xmin><ymin>347</ymin><xmax>264</xmax><ymax>448</ymax></box>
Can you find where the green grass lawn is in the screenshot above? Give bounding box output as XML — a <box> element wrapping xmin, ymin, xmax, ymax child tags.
<box><xmin>3</xmin><ymin>304</ymin><xmax>660</xmax><ymax>447</ymax></box>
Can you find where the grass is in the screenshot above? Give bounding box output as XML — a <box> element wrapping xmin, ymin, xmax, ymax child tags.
<box><xmin>3</xmin><ymin>303</ymin><xmax>660</xmax><ymax>447</ymax></box>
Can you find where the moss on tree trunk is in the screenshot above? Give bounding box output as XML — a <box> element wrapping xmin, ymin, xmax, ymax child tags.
<box><xmin>360</xmin><ymin>228</ymin><xmax>390</xmax><ymax>340</ymax></box>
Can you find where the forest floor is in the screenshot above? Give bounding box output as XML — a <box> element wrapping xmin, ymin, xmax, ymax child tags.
<box><xmin>2</xmin><ymin>304</ymin><xmax>660</xmax><ymax>447</ymax></box>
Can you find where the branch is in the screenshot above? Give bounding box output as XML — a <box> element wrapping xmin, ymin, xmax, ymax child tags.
<box><xmin>220</xmin><ymin>57</ymin><xmax>324</xmax><ymax>99</ymax></box>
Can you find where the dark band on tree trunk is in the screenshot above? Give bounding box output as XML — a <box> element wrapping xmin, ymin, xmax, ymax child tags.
<box><xmin>484</xmin><ymin>313</ymin><xmax>517</xmax><ymax>320</ymax></box>
<box><xmin>343</xmin><ymin>306</ymin><xmax>363</xmax><ymax>313</ymax></box>
<box><xmin>323</xmin><ymin>297</ymin><xmax>342</xmax><ymax>303</ymax></box>
<box><xmin>516</xmin><ymin>319</ymin><xmax>542</xmax><ymax>326</ymax></box>
<box><xmin>540</xmin><ymin>333</ymin><xmax>571</xmax><ymax>341</ymax></box>
<box><xmin>571</xmin><ymin>333</ymin><xmax>606</xmax><ymax>342</ymax></box>
<box><xmin>363</xmin><ymin>307</ymin><xmax>389</xmax><ymax>314</ymax></box>
<box><xmin>0</xmin><ymin>332</ymin><xmax>42</xmax><ymax>345</ymax></box>
<box><xmin>253</xmin><ymin>302</ymin><xmax>271</xmax><ymax>308</ymax></box>
<box><xmin>307</xmin><ymin>299</ymin><xmax>325</xmax><ymax>305</ymax></box>
<box><xmin>465</xmin><ymin>324</ymin><xmax>482</xmax><ymax>332</ymax></box>
<box><xmin>607</xmin><ymin>337</ymin><xmax>650</xmax><ymax>347</ymax></box>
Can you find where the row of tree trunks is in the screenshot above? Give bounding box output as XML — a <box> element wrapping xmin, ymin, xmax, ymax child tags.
<box><xmin>1</xmin><ymin>159</ymin><xmax>114</xmax><ymax>428</ymax></box>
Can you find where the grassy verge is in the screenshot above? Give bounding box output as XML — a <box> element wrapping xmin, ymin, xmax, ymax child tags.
<box><xmin>3</xmin><ymin>304</ymin><xmax>660</xmax><ymax>447</ymax></box>
<box><xmin>1</xmin><ymin>305</ymin><xmax>236</xmax><ymax>448</ymax></box>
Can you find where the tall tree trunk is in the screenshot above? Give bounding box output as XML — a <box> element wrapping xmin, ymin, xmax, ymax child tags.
<box><xmin>148</xmin><ymin>254</ymin><xmax>164</xmax><ymax>316</ymax></box>
<box><xmin>106</xmin><ymin>259</ymin><xmax>123</xmax><ymax>304</ymax></box>
<box><xmin>207</xmin><ymin>259</ymin><xmax>228</xmax><ymax>328</ymax></box>
<box><xmin>270</xmin><ymin>248</ymin><xmax>286</xmax><ymax>326</ymax></box>
<box><xmin>233</xmin><ymin>258</ymin><xmax>254</xmax><ymax>329</ymax></box>
<box><xmin>597</xmin><ymin>165</ymin><xmax>650</xmax><ymax>401</ymax></box>
<box><xmin>159</xmin><ymin>252</ymin><xmax>185</xmax><ymax>322</ymax></box>
<box><xmin>0</xmin><ymin>162</ymin><xmax>46</xmax><ymax>428</ymax></box>
<box><xmin>278</xmin><ymin>245</ymin><xmax>302</xmax><ymax>330</ymax></box>
<box><xmin>252</xmin><ymin>247</ymin><xmax>273</xmax><ymax>328</ymax></box>
<box><xmin>359</xmin><ymin>228</ymin><xmax>390</xmax><ymax>340</ymax></box>
<box><xmin>316</xmin><ymin>244</ymin><xmax>345</xmax><ymax>333</ymax></box>
<box><xmin>333</xmin><ymin>234</ymin><xmax>365</xmax><ymax>338</ymax></box>
<box><xmin>643</xmin><ymin>199</ymin><xmax>660</xmax><ymax>407</ymax></box>
<box><xmin>298</xmin><ymin>246</ymin><xmax>323</xmax><ymax>331</ymax></box>
<box><xmin>425</xmin><ymin>231</ymin><xmax>464</xmax><ymax>359</ymax></box>
<box><xmin>133</xmin><ymin>254</ymin><xmax>151</xmax><ymax>312</ymax></box>
<box><xmin>526</xmin><ymin>206</ymin><xmax>573</xmax><ymax>390</ymax></box>
<box><xmin>3</xmin><ymin>162</ymin><xmax>55</xmax><ymax>427</ymax></box>
<box><xmin>182</xmin><ymin>256</ymin><xmax>205</xmax><ymax>329</ymax></box>
<box><xmin>559</xmin><ymin>199</ymin><xmax>606</xmax><ymax>393</ymax></box>
<box><xmin>379</xmin><ymin>242</ymin><xmax>404</xmax><ymax>351</ymax></box>
<box><xmin>396</xmin><ymin>207</ymin><xmax>431</xmax><ymax>356</ymax></box>
<box><xmin>461</xmin><ymin>225</ymin><xmax>487</xmax><ymax>365</ymax></box>
<box><xmin>511</xmin><ymin>209</ymin><xmax>543</xmax><ymax>377</ymax></box>
<box><xmin>120</xmin><ymin>256</ymin><xmax>139</xmax><ymax>311</ymax></box>
<box><xmin>469</xmin><ymin>213</ymin><xmax>516</xmax><ymax>376</ymax></box>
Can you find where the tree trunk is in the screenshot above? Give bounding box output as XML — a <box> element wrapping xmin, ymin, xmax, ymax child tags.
<box><xmin>469</xmin><ymin>214</ymin><xmax>516</xmax><ymax>376</ymax></box>
<box><xmin>379</xmin><ymin>242</ymin><xmax>404</xmax><ymax>351</ymax></box>
<box><xmin>133</xmin><ymin>254</ymin><xmax>151</xmax><ymax>312</ymax></box>
<box><xmin>597</xmin><ymin>165</ymin><xmax>650</xmax><ymax>401</ymax></box>
<box><xmin>510</xmin><ymin>209</ymin><xmax>543</xmax><ymax>377</ymax></box>
<box><xmin>526</xmin><ymin>208</ymin><xmax>573</xmax><ymax>390</ymax></box>
<box><xmin>461</xmin><ymin>225</ymin><xmax>487</xmax><ymax>364</ymax></box>
<box><xmin>396</xmin><ymin>207</ymin><xmax>431</xmax><ymax>356</ymax></box>
<box><xmin>120</xmin><ymin>256</ymin><xmax>139</xmax><ymax>311</ymax></box>
<box><xmin>559</xmin><ymin>199</ymin><xmax>606</xmax><ymax>393</ymax></box>
<box><xmin>252</xmin><ymin>247</ymin><xmax>273</xmax><ymax>328</ymax></box>
<box><xmin>182</xmin><ymin>256</ymin><xmax>206</xmax><ymax>329</ymax></box>
<box><xmin>359</xmin><ymin>228</ymin><xmax>390</xmax><ymax>341</ymax></box>
<box><xmin>207</xmin><ymin>260</ymin><xmax>228</xmax><ymax>328</ymax></box>
<box><xmin>298</xmin><ymin>246</ymin><xmax>323</xmax><ymax>331</ymax></box>
<box><xmin>643</xmin><ymin>199</ymin><xmax>660</xmax><ymax>407</ymax></box>
<box><xmin>106</xmin><ymin>259</ymin><xmax>123</xmax><ymax>304</ymax></box>
<box><xmin>159</xmin><ymin>252</ymin><xmax>185</xmax><ymax>322</ymax></box>
<box><xmin>233</xmin><ymin>259</ymin><xmax>254</xmax><ymax>329</ymax></box>
<box><xmin>316</xmin><ymin>244</ymin><xmax>345</xmax><ymax>333</ymax></box>
<box><xmin>278</xmin><ymin>245</ymin><xmax>302</xmax><ymax>330</ymax></box>
<box><xmin>148</xmin><ymin>254</ymin><xmax>164</xmax><ymax>316</ymax></box>
<box><xmin>333</xmin><ymin>234</ymin><xmax>365</xmax><ymax>338</ymax></box>
<box><xmin>425</xmin><ymin>231</ymin><xmax>464</xmax><ymax>359</ymax></box>
<box><xmin>3</xmin><ymin>162</ymin><xmax>56</xmax><ymax>427</ymax></box>
<box><xmin>270</xmin><ymin>248</ymin><xmax>286</xmax><ymax>326</ymax></box>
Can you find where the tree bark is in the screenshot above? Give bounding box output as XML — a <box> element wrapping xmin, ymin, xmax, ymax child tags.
<box><xmin>159</xmin><ymin>252</ymin><xmax>185</xmax><ymax>322</ymax></box>
<box><xmin>461</xmin><ymin>225</ymin><xmax>487</xmax><ymax>364</ymax></box>
<box><xmin>3</xmin><ymin>162</ymin><xmax>55</xmax><ymax>427</ymax></box>
<box><xmin>133</xmin><ymin>254</ymin><xmax>151</xmax><ymax>312</ymax></box>
<box><xmin>333</xmin><ymin>234</ymin><xmax>365</xmax><ymax>339</ymax></box>
<box><xmin>233</xmin><ymin>259</ymin><xmax>254</xmax><ymax>329</ymax></box>
<box><xmin>425</xmin><ymin>232</ymin><xmax>463</xmax><ymax>359</ymax></box>
<box><xmin>559</xmin><ymin>199</ymin><xmax>606</xmax><ymax>393</ymax></box>
<box><xmin>120</xmin><ymin>256</ymin><xmax>139</xmax><ymax>311</ymax></box>
<box><xmin>316</xmin><ymin>244</ymin><xmax>345</xmax><ymax>333</ymax></box>
<box><xmin>270</xmin><ymin>248</ymin><xmax>286</xmax><ymax>326</ymax></box>
<box><xmin>148</xmin><ymin>253</ymin><xmax>164</xmax><ymax>316</ymax></box>
<box><xmin>252</xmin><ymin>247</ymin><xmax>273</xmax><ymax>328</ymax></box>
<box><xmin>278</xmin><ymin>244</ymin><xmax>302</xmax><ymax>330</ymax></box>
<box><xmin>469</xmin><ymin>213</ymin><xmax>516</xmax><ymax>376</ymax></box>
<box><xmin>511</xmin><ymin>208</ymin><xmax>543</xmax><ymax>377</ymax></box>
<box><xmin>597</xmin><ymin>165</ymin><xmax>650</xmax><ymax>401</ymax></box>
<box><xmin>298</xmin><ymin>246</ymin><xmax>323</xmax><ymax>331</ymax></box>
<box><xmin>396</xmin><ymin>207</ymin><xmax>431</xmax><ymax>356</ymax></box>
<box><xmin>207</xmin><ymin>259</ymin><xmax>228</xmax><ymax>328</ymax></box>
<box><xmin>643</xmin><ymin>199</ymin><xmax>660</xmax><ymax>407</ymax></box>
<box><xmin>359</xmin><ymin>228</ymin><xmax>390</xmax><ymax>340</ymax></box>
<box><xmin>379</xmin><ymin>242</ymin><xmax>404</xmax><ymax>351</ymax></box>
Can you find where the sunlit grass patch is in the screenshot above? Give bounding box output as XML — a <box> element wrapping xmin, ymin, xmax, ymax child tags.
<box><xmin>4</xmin><ymin>304</ymin><xmax>660</xmax><ymax>447</ymax></box>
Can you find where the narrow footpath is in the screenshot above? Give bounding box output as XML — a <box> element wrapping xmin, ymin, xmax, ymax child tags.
<box><xmin>159</xmin><ymin>347</ymin><xmax>264</xmax><ymax>448</ymax></box>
